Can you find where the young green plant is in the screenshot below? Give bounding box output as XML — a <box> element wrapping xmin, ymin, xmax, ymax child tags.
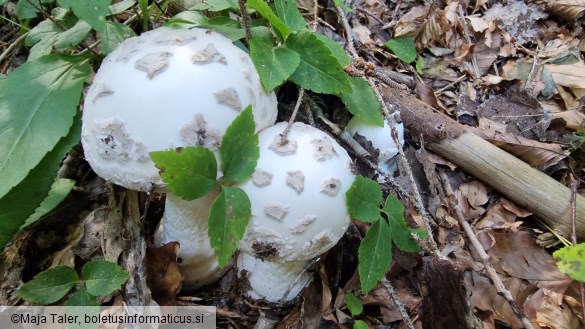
<box><xmin>346</xmin><ymin>176</ymin><xmax>428</xmax><ymax>293</ymax></box>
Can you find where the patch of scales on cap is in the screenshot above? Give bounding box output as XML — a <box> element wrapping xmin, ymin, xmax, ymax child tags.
<box><xmin>179</xmin><ymin>113</ymin><xmax>222</xmax><ymax>151</ymax></box>
<box><xmin>154</xmin><ymin>34</ymin><xmax>197</xmax><ymax>46</ymax></box>
<box><xmin>134</xmin><ymin>51</ymin><xmax>172</xmax><ymax>79</ymax></box>
<box><xmin>311</xmin><ymin>137</ymin><xmax>338</xmax><ymax>161</ymax></box>
<box><xmin>91</xmin><ymin>83</ymin><xmax>114</xmax><ymax>102</ymax></box>
<box><xmin>92</xmin><ymin>118</ymin><xmax>149</xmax><ymax>161</ymax></box>
<box><xmin>269</xmin><ymin>135</ymin><xmax>297</xmax><ymax>155</ymax></box>
<box><xmin>214</xmin><ymin>88</ymin><xmax>242</xmax><ymax>112</ymax></box>
<box><xmin>320</xmin><ymin>177</ymin><xmax>342</xmax><ymax>197</ymax></box>
<box><xmin>191</xmin><ymin>43</ymin><xmax>227</xmax><ymax>65</ymax></box>
<box><xmin>264</xmin><ymin>202</ymin><xmax>290</xmax><ymax>221</ymax></box>
<box><xmin>289</xmin><ymin>214</ymin><xmax>317</xmax><ymax>234</ymax></box>
<box><xmin>286</xmin><ymin>170</ymin><xmax>305</xmax><ymax>194</ymax></box>
<box><xmin>252</xmin><ymin>169</ymin><xmax>273</xmax><ymax>187</ymax></box>
<box><xmin>303</xmin><ymin>231</ymin><xmax>334</xmax><ymax>256</ymax></box>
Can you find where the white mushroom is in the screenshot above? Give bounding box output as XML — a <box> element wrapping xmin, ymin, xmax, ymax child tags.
<box><xmin>236</xmin><ymin>122</ymin><xmax>355</xmax><ymax>302</ymax></box>
<box><xmin>81</xmin><ymin>27</ymin><xmax>277</xmax><ymax>288</ymax></box>
<box><xmin>346</xmin><ymin>116</ymin><xmax>404</xmax><ymax>175</ymax></box>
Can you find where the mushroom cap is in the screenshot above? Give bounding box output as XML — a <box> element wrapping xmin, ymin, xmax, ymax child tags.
<box><xmin>346</xmin><ymin>116</ymin><xmax>404</xmax><ymax>164</ymax></box>
<box><xmin>238</xmin><ymin>122</ymin><xmax>355</xmax><ymax>262</ymax></box>
<box><xmin>82</xmin><ymin>27</ymin><xmax>277</xmax><ymax>191</ymax></box>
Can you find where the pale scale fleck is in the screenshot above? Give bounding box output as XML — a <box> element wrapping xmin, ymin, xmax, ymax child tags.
<box><xmin>264</xmin><ymin>202</ymin><xmax>290</xmax><ymax>221</ymax></box>
<box><xmin>289</xmin><ymin>214</ymin><xmax>317</xmax><ymax>234</ymax></box>
<box><xmin>269</xmin><ymin>135</ymin><xmax>297</xmax><ymax>156</ymax></box>
<box><xmin>286</xmin><ymin>170</ymin><xmax>305</xmax><ymax>194</ymax></box>
<box><xmin>320</xmin><ymin>177</ymin><xmax>342</xmax><ymax>197</ymax></box>
<box><xmin>311</xmin><ymin>137</ymin><xmax>338</xmax><ymax>161</ymax></box>
<box><xmin>252</xmin><ymin>170</ymin><xmax>273</xmax><ymax>187</ymax></box>
<box><xmin>214</xmin><ymin>88</ymin><xmax>242</xmax><ymax>112</ymax></box>
<box><xmin>134</xmin><ymin>51</ymin><xmax>172</xmax><ymax>79</ymax></box>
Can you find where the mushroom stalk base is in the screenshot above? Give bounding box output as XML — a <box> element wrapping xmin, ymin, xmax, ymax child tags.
<box><xmin>237</xmin><ymin>253</ymin><xmax>313</xmax><ymax>303</ymax></box>
<box><xmin>160</xmin><ymin>191</ymin><xmax>226</xmax><ymax>289</ymax></box>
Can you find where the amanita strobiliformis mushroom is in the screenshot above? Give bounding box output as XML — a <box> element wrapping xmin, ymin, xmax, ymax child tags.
<box><xmin>236</xmin><ymin>122</ymin><xmax>356</xmax><ymax>302</ymax></box>
<box><xmin>81</xmin><ymin>26</ymin><xmax>277</xmax><ymax>288</ymax></box>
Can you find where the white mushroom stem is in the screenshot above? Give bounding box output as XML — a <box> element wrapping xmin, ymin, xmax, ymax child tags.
<box><xmin>161</xmin><ymin>189</ymin><xmax>225</xmax><ymax>288</ymax></box>
<box><xmin>237</xmin><ymin>253</ymin><xmax>313</xmax><ymax>302</ymax></box>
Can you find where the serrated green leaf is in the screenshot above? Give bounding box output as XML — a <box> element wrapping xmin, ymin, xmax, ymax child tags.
<box><xmin>382</xmin><ymin>195</ymin><xmax>404</xmax><ymax>221</ymax></box>
<box><xmin>65</xmin><ymin>289</ymin><xmax>99</xmax><ymax>306</ymax></box>
<box><xmin>192</xmin><ymin>0</ymin><xmax>238</xmax><ymax>11</ymax></box>
<box><xmin>0</xmin><ymin>113</ymin><xmax>81</xmax><ymax>249</ymax></box>
<box><xmin>54</xmin><ymin>20</ymin><xmax>92</xmax><ymax>50</ymax></box>
<box><xmin>340</xmin><ymin>77</ymin><xmax>383</xmax><ymax>126</ymax></box>
<box><xmin>250</xmin><ymin>37</ymin><xmax>300</xmax><ymax>91</ymax></box>
<box><xmin>201</xmin><ymin>16</ymin><xmax>245</xmax><ymax>41</ymax></box>
<box><xmin>353</xmin><ymin>320</ymin><xmax>369</xmax><ymax>329</ymax></box>
<box><xmin>248</xmin><ymin>0</ymin><xmax>292</xmax><ymax>38</ymax></box>
<box><xmin>314</xmin><ymin>33</ymin><xmax>351</xmax><ymax>66</ymax></box>
<box><xmin>57</xmin><ymin>0</ymin><xmax>111</xmax><ymax>32</ymax></box>
<box><xmin>99</xmin><ymin>21</ymin><xmax>136</xmax><ymax>55</ymax></box>
<box><xmin>82</xmin><ymin>260</ymin><xmax>129</xmax><ymax>296</ymax></box>
<box><xmin>220</xmin><ymin>107</ymin><xmax>259</xmax><ymax>184</ymax></box>
<box><xmin>384</xmin><ymin>36</ymin><xmax>417</xmax><ymax>64</ymax></box>
<box><xmin>384</xmin><ymin>195</ymin><xmax>427</xmax><ymax>253</ymax></box>
<box><xmin>13</xmin><ymin>266</ymin><xmax>79</xmax><ymax>304</ymax></box>
<box><xmin>209</xmin><ymin>186</ymin><xmax>251</xmax><ymax>267</ymax></box>
<box><xmin>346</xmin><ymin>176</ymin><xmax>383</xmax><ymax>222</ymax></box>
<box><xmin>554</xmin><ymin>244</ymin><xmax>585</xmax><ymax>282</ymax></box>
<box><xmin>21</xmin><ymin>178</ymin><xmax>76</xmax><ymax>229</ymax></box>
<box><xmin>0</xmin><ymin>55</ymin><xmax>90</xmax><ymax>200</ymax></box>
<box><xmin>273</xmin><ymin>0</ymin><xmax>306</xmax><ymax>31</ymax></box>
<box><xmin>26</xmin><ymin>20</ymin><xmax>61</xmax><ymax>60</ymax></box>
<box><xmin>344</xmin><ymin>293</ymin><xmax>363</xmax><ymax>316</ymax></box>
<box><xmin>284</xmin><ymin>31</ymin><xmax>351</xmax><ymax>94</ymax></box>
<box><xmin>358</xmin><ymin>220</ymin><xmax>392</xmax><ymax>293</ymax></box>
<box><xmin>415</xmin><ymin>55</ymin><xmax>424</xmax><ymax>74</ymax></box>
<box><xmin>150</xmin><ymin>147</ymin><xmax>218</xmax><ymax>201</ymax></box>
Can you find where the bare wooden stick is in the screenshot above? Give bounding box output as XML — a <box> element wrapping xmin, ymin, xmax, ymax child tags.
<box><xmin>381</xmin><ymin>278</ymin><xmax>415</xmax><ymax>329</ymax></box>
<box><xmin>392</xmin><ymin>88</ymin><xmax>585</xmax><ymax>239</ymax></box>
<box><xmin>438</xmin><ymin>169</ymin><xmax>536</xmax><ymax>329</ymax></box>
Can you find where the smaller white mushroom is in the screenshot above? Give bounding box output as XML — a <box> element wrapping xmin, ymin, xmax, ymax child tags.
<box><xmin>236</xmin><ymin>122</ymin><xmax>356</xmax><ymax>302</ymax></box>
<box><xmin>346</xmin><ymin>116</ymin><xmax>404</xmax><ymax>175</ymax></box>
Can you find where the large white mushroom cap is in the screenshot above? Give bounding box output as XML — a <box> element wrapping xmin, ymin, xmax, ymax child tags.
<box><xmin>238</xmin><ymin>122</ymin><xmax>355</xmax><ymax>263</ymax></box>
<box><xmin>82</xmin><ymin>26</ymin><xmax>277</xmax><ymax>191</ymax></box>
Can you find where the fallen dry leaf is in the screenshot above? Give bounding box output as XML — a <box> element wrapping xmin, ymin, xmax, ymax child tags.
<box><xmin>146</xmin><ymin>242</ymin><xmax>182</xmax><ymax>305</ymax></box>
<box><xmin>545</xmin><ymin>62</ymin><xmax>585</xmax><ymax>89</ymax></box>
<box><xmin>483</xmin><ymin>1</ymin><xmax>547</xmax><ymax>45</ymax></box>
<box><xmin>542</xmin><ymin>0</ymin><xmax>585</xmax><ymax>20</ymax></box>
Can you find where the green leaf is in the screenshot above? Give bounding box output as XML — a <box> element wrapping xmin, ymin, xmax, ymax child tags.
<box><xmin>247</xmin><ymin>0</ymin><xmax>292</xmax><ymax>38</ymax></box>
<box><xmin>344</xmin><ymin>293</ymin><xmax>363</xmax><ymax>316</ymax></box>
<box><xmin>192</xmin><ymin>0</ymin><xmax>238</xmax><ymax>11</ymax></box>
<box><xmin>0</xmin><ymin>113</ymin><xmax>81</xmax><ymax>249</ymax></box>
<box><xmin>340</xmin><ymin>77</ymin><xmax>383</xmax><ymax>126</ymax></box>
<box><xmin>554</xmin><ymin>243</ymin><xmax>585</xmax><ymax>282</ymax></box>
<box><xmin>220</xmin><ymin>106</ymin><xmax>259</xmax><ymax>184</ymax></box>
<box><xmin>353</xmin><ymin>320</ymin><xmax>369</xmax><ymax>329</ymax></box>
<box><xmin>109</xmin><ymin>0</ymin><xmax>137</xmax><ymax>15</ymax></box>
<box><xmin>82</xmin><ymin>260</ymin><xmax>129</xmax><ymax>296</ymax></box>
<box><xmin>358</xmin><ymin>220</ymin><xmax>392</xmax><ymax>293</ymax></box>
<box><xmin>415</xmin><ymin>55</ymin><xmax>424</xmax><ymax>74</ymax></box>
<box><xmin>25</xmin><ymin>20</ymin><xmax>61</xmax><ymax>60</ymax></box>
<box><xmin>331</xmin><ymin>0</ymin><xmax>353</xmax><ymax>12</ymax></box>
<box><xmin>208</xmin><ymin>186</ymin><xmax>251</xmax><ymax>267</ymax></box>
<box><xmin>16</xmin><ymin>0</ymin><xmax>41</xmax><ymax>20</ymax></box>
<box><xmin>65</xmin><ymin>289</ymin><xmax>99</xmax><ymax>306</ymax></box>
<box><xmin>284</xmin><ymin>31</ymin><xmax>351</xmax><ymax>94</ymax></box>
<box><xmin>21</xmin><ymin>178</ymin><xmax>76</xmax><ymax>229</ymax></box>
<box><xmin>201</xmin><ymin>17</ymin><xmax>245</xmax><ymax>41</ymax></box>
<box><xmin>150</xmin><ymin>147</ymin><xmax>218</xmax><ymax>201</ymax></box>
<box><xmin>314</xmin><ymin>33</ymin><xmax>351</xmax><ymax>66</ymax></box>
<box><xmin>346</xmin><ymin>176</ymin><xmax>383</xmax><ymax>222</ymax></box>
<box><xmin>0</xmin><ymin>54</ymin><xmax>90</xmax><ymax>200</ymax></box>
<box><xmin>57</xmin><ymin>0</ymin><xmax>112</xmax><ymax>32</ymax></box>
<box><xmin>99</xmin><ymin>21</ymin><xmax>136</xmax><ymax>55</ymax></box>
<box><xmin>54</xmin><ymin>20</ymin><xmax>92</xmax><ymax>50</ymax></box>
<box><xmin>250</xmin><ymin>37</ymin><xmax>300</xmax><ymax>91</ymax></box>
<box><xmin>165</xmin><ymin>11</ymin><xmax>208</xmax><ymax>29</ymax></box>
<box><xmin>273</xmin><ymin>0</ymin><xmax>306</xmax><ymax>31</ymax></box>
<box><xmin>13</xmin><ymin>266</ymin><xmax>79</xmax><ymax>304</ymax></box>
<box><xmin>383</xmin><ymin>195</ymin><xmax>427</xmax><ymax>253</ymax></box>
<box><xmin>384</xmin><ymin>36</ymin><xmax>417</xmax><ymax>64</ymax></box>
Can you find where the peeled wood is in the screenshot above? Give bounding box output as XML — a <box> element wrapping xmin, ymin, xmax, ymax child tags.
<box><xmin>388</xmin><ymin>88</ymin><xmax>585</xmax><ymax>239</ymax></box>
